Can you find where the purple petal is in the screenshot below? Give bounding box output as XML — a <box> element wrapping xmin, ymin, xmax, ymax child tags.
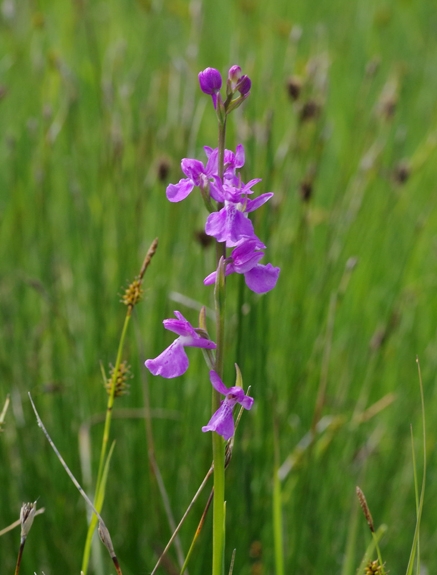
<box><xmin>234</xmin><ymin>144</ymin><xmax>245</xmax><ymax>168</ymax></box>
<box><xmin>209</xmin><ymin>370</ymin><xmax>230</xmax><ymax>395</ymax></box>
<box><xmin>204</xmin><ymin>265</ymin><xmax>233</xmax><ymax>286</ymax></box>
<box><xmin>181</xmin><ymin>334</ymin><xmax>217</xmax><ymax>349</ymax></box>
<box><xmin>163</xmin><ymin>311</ymin><xmax>195</xmax><ymax>337</ymax></box>
<box><xmin>244</xmin><ymin>263</ymin><xmax>280</xmax><ymax>294</ymax></box>
<box><xmin>202</xmin><ymin>401</ymin><xmax>235</xmax><ymax>440</ymax></box>
<box><xmin>198</xmin><ymin>68</ymin><xmax>222</xmax><ymax>95</ymax></box>
<box><xmin>232</xmin><ymin>248</ymin><xmax>264</xmax><ymax>274</ymax></box>
<box><xmin>231</xmin><ymin>238</ymin><xmax>265</xmax><ymax>272</ymax></box>
<box><xmin>163</xmin><ymin>312</ymin><xmax>216</xmax><ymax>348</ymax></box>
<box><xmin>245</xmin><ymin>192</ymin><xmax>274</xmax><ymax>213</ymax></box>
<box><xmin>241</xmin><ymin>395</ymin><xmax>254</xmax><ymax>410</ymax></box>
<box><xmin>204</xmin><ymin>270</ymin><xmax>217</xmax><ymax>286</ymax></box>
<box><xmin>225</xmin><ymin>386</ymin><xmax>254</xmax><ymax>410</ymax></box>
<box><xmin>237</xmin><ymin>75</ymin><xmax>251</xmax><ymax>96</ymax></box>
<box><xmin>145</xmin><ymin>339</ymin><xmax>189</xmax><ymax>378</ymax></box>
<box><xmin>181</xmin><ymin>158</ymin><xmax>206</xmax><ymax>183</ymax></box>
<box><xmin>205</xmin><ymin>205</ymin><xmax>255</xmax><ymax>247</ymax></box>
<box><xmin>228</xmin><ymin>65</ymin><xmax>242</xmax><ymax>85</ymax></box>
<box><xmin>166</xmin><ymin>179</ymin><xmax>194</xmax><ymax>202</ymax></box>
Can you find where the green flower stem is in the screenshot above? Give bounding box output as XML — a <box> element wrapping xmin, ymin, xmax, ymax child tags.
<box><xmin>81</xmin><ymin>312</ymin><xmax>131</xmax><ymax>575</ymax></box>
<box><xmin>211</xmin><ymin>113</ymin><xmax>228</xmax><ymax>575</ymax></box>
<box><xmin>212</xmin><ymin>435</ymin><xmax>225</xmax><ymax>575</ymax></box>
<box><xmin>212</xmin><ymin>260</ymin><xmax>226</xmax><ymax>575</ymax></box>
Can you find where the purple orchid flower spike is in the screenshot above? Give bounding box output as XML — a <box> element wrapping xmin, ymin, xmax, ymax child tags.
<box><xmin>198</xmin><ymin>67</ymin><xmax>222</xmax><ymax>109</ymax></box>
<box><xmin>202</xmin><ymin>370</ymin><xmax>254</xmax><ymax>440</ymax></box>
<box><xmin>145</xmin><ymin>311</ymin><xmax>216</xmax><ymax>378</ymax></box>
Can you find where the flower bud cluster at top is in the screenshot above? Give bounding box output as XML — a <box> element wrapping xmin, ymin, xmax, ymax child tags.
<box><xmin>145</xmin><ymin>66</ymin><xmax>280</xmax><ymax>440</ymax></box>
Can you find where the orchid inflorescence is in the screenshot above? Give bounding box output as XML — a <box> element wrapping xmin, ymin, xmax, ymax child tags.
<box><xmin>145</xmin><ymin>65</ymin><xmax>280</xmax><ymax>440</ymax></box>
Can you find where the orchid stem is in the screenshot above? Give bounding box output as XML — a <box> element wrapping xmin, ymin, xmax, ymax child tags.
<box><xmin>211</xmin><ymin>113</ymin><xmax>227</xmax><ymax>575</ymax></box>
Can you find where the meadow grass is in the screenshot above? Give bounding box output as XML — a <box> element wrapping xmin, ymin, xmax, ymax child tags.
<box><xmin>1</xmin><ymin>0</ymin><xmax>437</xmax><ymax>573</ymax></box>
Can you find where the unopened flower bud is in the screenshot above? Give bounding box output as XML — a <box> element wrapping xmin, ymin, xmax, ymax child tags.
<box><xmin>198</xmin><ymin>67</ymin><xmax>222</xmax><ymax>109</ymax></box>
<box><xmin>228</xmin><ymin>65</ymin><xmax>242</xmax><ymax>83</ymax></box>
<box><xmin>236</xmin><ymin>75</ymin><xmax>251</xmax><ymax>97</ymax></box>
<box><xmin>227</xmin><ymin>65</ymin><xmax>242</xmax><ymax>94</ymax></box>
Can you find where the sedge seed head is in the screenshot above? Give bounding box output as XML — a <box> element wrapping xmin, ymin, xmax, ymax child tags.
<box><xmin>365</xmin><ymin>559</ymin><xmax>384</xmax><ymax>574</ymax></box>
<box><xmin>121</xmin><ymin>278</ymin><xmax>143</xmax><ymax>308</ymax></box>
<box><xmin>105</xmin><ymin>361</ymin><xmax>132</xmax><ymax>397</ymax></box>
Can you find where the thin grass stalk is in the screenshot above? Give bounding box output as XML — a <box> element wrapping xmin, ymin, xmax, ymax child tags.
<box><xmin>144</xmin><ymin>377</ymin><xmax>187</xmax><ymax>573</ymax></box>
<box><xmin>405</xmin><ymin>357</ymin><xmax>426</xmax><ymax>575</ymax></box>
<box><xmin>29</xmin><ymin>394</ymin><xmax>122</xmax><ymax>574</ymax></box>
<box><xmin>82</xmin><ymin>240</ymin><xmax>158</xmax><ymax>575</ymax></box>
<box><xmin>355</xmin><ymin>525</ymin><xmax>387</xmax><ymax>575</ymax></box>
<box><xmin>14</xmin><ymin>542</ymin><xmax>25</xmax><ymax>575</ymax></box>
<box><xmin>181</xmin><ymin>489</ymin><xmax>215</xmax><ymax>575</ymax></box>
<box><xmin>151</xmin><ymin>466</ymin><xmax>213</xmax><ymax>575</ymax></box>
<box><xmin>273</xmin><ymin>419</ymin><xmax>284</xmax><ymax>575</ymax></box>
<box><xmin>81</xmin><ymin>311</ymin><xmax>131</xmax><ymax>575</ymax></box>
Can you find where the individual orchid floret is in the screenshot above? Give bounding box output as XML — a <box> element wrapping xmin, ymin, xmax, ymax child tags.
<box><xmin>204</xmin><ymin>237</ymin><xmax>280</xmax><ymax>294</ymax></box>
<box><xmin>198</xmin><ymin>67</ymin><xmax>222</xmax><ymax>109</ymax></box>
<box><xmin>204</xmin><ymin>144</ymin><xmax>245</xmax><ymax>187</ymax></box>
<box><xmin>205</xmin><ymin>186</ymin><xmax>273</xmax><ymax>247</ymax></box>
<box><xmin>145</xmin><ymin>311</ymin><xmax>216</xmax><ymax>378</ymax></box>
<box><xmin>205</xmin><ymin>202</ymin><xmax>257</xmax><ymax>247</ymax></box>
<box><xmin>202</xmin><ymin>370</ymin><xmax>253</xmax><ymax>440</ymax></box>
<box><xmin>166</xmin><ymin>151</ymin><xmax>223</xmax><ymax>203</ymax></box>
<box><xmin>166</xmin><ymin>144</ymin><xmax>248</xmax><ymax>204</ymax></box>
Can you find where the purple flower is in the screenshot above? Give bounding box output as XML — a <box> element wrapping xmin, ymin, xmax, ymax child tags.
<box><xmin>205</xmin><ymin>189</ymin><xmax>273</xmax><ymax>247</ymax></box>
<box><xmin>202</xmin><ymin>371</ymin><xmax>254</xmax><ymax>440</ymax></box>
<box><xmin>166</xmin><ymin>152</ymin><xmax>223</xmax><ymax>203</ymax></box>
<box><xmin>198</xmin><ymin>68</ymin><xmax>222</xmax><ymax>109</ymax></box>
<box><xmin>145</xmin><ymin>311</ymin><xmax>216</xmax><ymax>378</ymax></box>
<box><xmin>204</xmin><ymin>237</ymin><xmax>280</xmax><ymax>294</ymax></box>
<box><xmin>165</xmin><ymin>145</ymin><xmax>248</xmax><ymax>204</ymax></box>
<box><xmin>205</xmin><ymin>203</ymin><xmax>256</xmax><ymax>247</ymax></box>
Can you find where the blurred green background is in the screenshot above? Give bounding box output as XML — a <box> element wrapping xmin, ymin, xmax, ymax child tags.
<box><xmin>1</xmin><ymin>0</ymin><xmax>437</xmax><ymax>573</ymax></box>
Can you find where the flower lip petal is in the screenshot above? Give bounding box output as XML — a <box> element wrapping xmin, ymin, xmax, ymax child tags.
<box><xmin>244</xmin><ymin>263</ymin><xmax>281</xmax><ymax>294</ymax></box>
<box><xmin>166</xmin><ymin>179</ymin><xmax>194</xmax><ymax>202</ymax></box>
<box><xmin>145</xmin><ymin>339</ymin><xmax>189</xmax><ymax>378</ymax></box>
<box><xmin>202</xmin><ymin>401</ymin><xmax>235</xmax><ymax>440</ymax></box>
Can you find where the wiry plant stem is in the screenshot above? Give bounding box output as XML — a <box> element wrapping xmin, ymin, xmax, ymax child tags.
<box><xmin>14</xmin><ymin>541</ymin><xmax>25</xmax><ymax>575</ymax></box>
<box><xmin>212</xmin><ymin>115</ymin><xmax>227</xmax><ymax>575</ymax></box>
<box><xmin>81</xmin><ymin>240</ymin><xmax>157</xmax><ymax>575</ymax></box>
<box><xmin>28</xmin><ymin>394</ymin><xmax>123</xmax><ymax>574</ymax></box>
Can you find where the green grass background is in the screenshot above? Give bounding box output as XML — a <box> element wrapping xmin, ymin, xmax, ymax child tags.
<box><xmin>1</xmin><ymin>0</ymin><xmax>437</xmax><ymax>573</ymax></box>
